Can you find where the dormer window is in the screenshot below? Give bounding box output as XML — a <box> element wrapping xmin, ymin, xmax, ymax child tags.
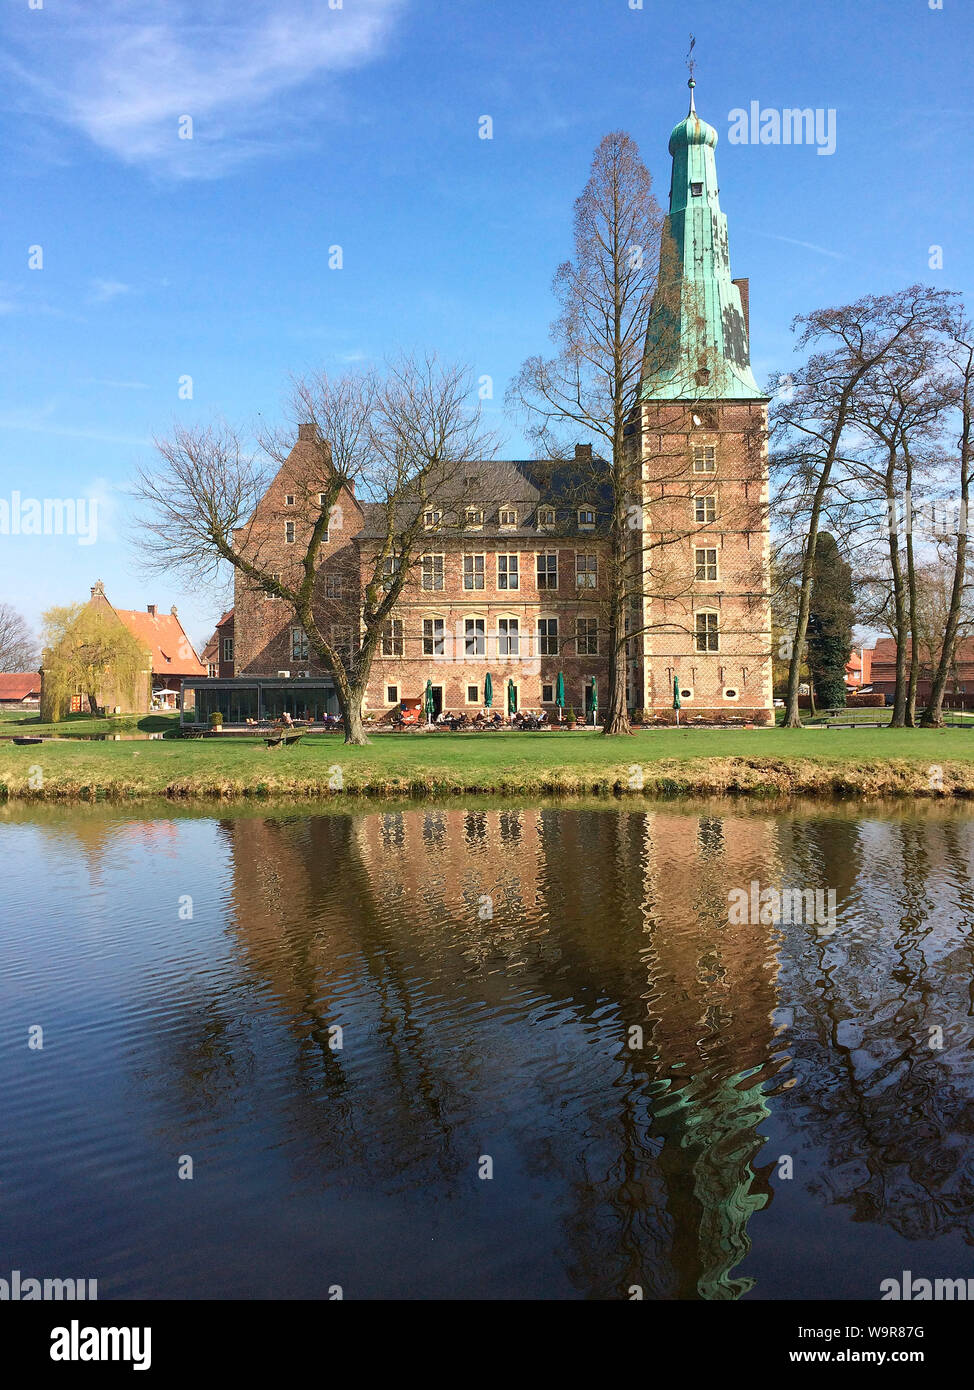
<box><xmin>465</xmin><ymin>507</ymin><xmax>484</xmax><ymax>529</ymax></box>
<box><xmin>690</xmin><ymin>182</ymin><xmax>703</xmax><ymax>197</ymax></box>
<box><xmin>424</xmin><ymin>509</ymin><xmax>442</xmax><ymax>529</ymax></box>
<box><xmin>499</xmin><ymin>507</ymin><xmax>517</xmax><ymax>528</ymax></box>
<box><xmin>537</xmin><ymin>506</ymin><xmax>555</xmax><ymax>529</ymax></box>
<box><xmin>578</xmin><ymin>506</ymin><xmax>596</xmax><ymax>529</ymax></box>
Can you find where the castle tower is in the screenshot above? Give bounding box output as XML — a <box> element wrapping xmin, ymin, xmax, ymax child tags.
<box><xmin>635</xmin><ymin>81</ymin><xmax>773</xmax><ymax>724</ymax></box>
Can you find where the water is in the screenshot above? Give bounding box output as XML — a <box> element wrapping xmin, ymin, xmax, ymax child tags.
<box><xmin>1</xmin><ymin>798</ymin><xmax>973</xmax><ymax>1300</ymax></box>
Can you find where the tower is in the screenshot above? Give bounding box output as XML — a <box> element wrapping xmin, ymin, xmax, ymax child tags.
<box><xmin>635</xmin><ymin>81</ymin><xmax>773</xmax><ymax>724</ymax></box>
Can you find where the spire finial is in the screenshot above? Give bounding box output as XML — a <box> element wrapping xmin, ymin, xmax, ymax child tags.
<box><xmin>686</xmin><ymin>33</ymin><xmax>697</xmax><ymax>113</ymax></box>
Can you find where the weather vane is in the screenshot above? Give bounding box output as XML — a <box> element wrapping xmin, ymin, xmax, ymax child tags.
<box><xmin>686</xmin><ymin>33</ymin><xmax>697</xmax><ymax>111</ymax></box>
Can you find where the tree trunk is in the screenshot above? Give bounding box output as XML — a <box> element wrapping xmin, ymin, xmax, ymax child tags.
<box><xmin>905</xmin><ymin>512</ymin><xmax>920</xmax><ymax>727</ymax></box>
<box><xmin>603</xmin><ymin>632</ymin><xmax>631</xmax><ymax>735</ymax></box>
<box><xmin>343</xmin><ymin>698</ymin><xmax>369</xmax><ymax>746</ymax></box>
<box><xmin>886</xmin><ymin>470</ymin><xmax>908</xmax><ymax>728</ymax></box>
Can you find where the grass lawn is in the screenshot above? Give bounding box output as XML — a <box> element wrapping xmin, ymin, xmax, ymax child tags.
<box><xmin>2</xmin><ymin>725</ymin><xmax>974</xmax><ymax>801</ymax></box>
<box><xmin>0</xmin><ymin>710</ymin><xmax>180</xmax><ymax>737</ymax></box>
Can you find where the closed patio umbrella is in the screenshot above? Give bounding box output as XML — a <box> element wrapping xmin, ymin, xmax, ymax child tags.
<box><xmin>555</xmin><ymin>671</ymin><xmax>565</xmax><ymax>721</ymax></box>
<box><xmin>484</xmin><ymin>672</ymin><xmax>493</xmax><ymax>709</ymax></box>
<box><xmin>507</xmin><ymin>678</ymin><xmax>517</xmax><ymax>717</ymax></box>
<box><xmin>424</xmin><ymin>678</ymin><xmax>435</xmax><ymax>723</ymax></box>
<box><xmin>590</xmin><ymin>677</ymin><xmax>598</xmax><ymax>725</ymax></box>
<box><xmin>673</xmin><ymin>675</ymin><xmax>681</xmax><ymax>726</ymax></box>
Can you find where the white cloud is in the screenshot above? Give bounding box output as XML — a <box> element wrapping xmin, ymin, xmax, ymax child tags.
<box><xmin>3</xmin><ymin>0</ymin><xmax>404</xmax><ymax>178</ymax></box>
<box><xmin>88</xmin><ymin>279</ymin><xmax>132</xmax><ymax>304</ymax></box>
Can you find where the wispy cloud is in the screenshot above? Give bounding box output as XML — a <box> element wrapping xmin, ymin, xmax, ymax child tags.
<box><xmin>3</xmin><ymin>0</ymin><xmax>404</xmax><ymax>179</ymax></box>
<box><xmin>84</xmin><ymin>378</ymin><xmax>151</xmax><ymax>391</ymax></box>
<box><xmin>88</xmin><ymin>279</ymin><xmax>132</xmax><ymax>305</ymax></box>
<box><xmin>745</xmin><ymin>228</ymin><xmax>846</xmax><ymax>261</ymax></box>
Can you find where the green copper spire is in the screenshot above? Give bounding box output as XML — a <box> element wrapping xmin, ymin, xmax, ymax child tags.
<box><xmin>642</xmin><ymin>81</ymin><xmax>762</xmax><ymax>401</ymax></box>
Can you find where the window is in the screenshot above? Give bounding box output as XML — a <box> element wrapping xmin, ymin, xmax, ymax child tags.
<box><xmin>694</xmin><ymin>495</ymin><xmax>716</xmax><ymax>524</ymax></box>
<box><xmin>386</xmin><ymin>684</ymin><xmax>400</xmax><ymax>705</ymax></box>
<box><xmin>541</xmin><ymin>682</ymin><xmax>554</xmax><ymax>703</ymax></box>
<box><xmin>222</xmin><ymin>637</ymin><xmax>234</xmax><ymax>662</ymax></box>
<box><xmin>578</xmin><ymin>506</ymin><xmax>596</xmax><ymax>528</ymax></box>
<box><xmin>497</xmin><ymin>554</ymin><xmax>519</xmax><ymax>590</ymax></box>
<box><xmin>423</xmin><ymin>618</ymin><xmax>445</xmax><ymax>656</ymax></box>
<box><xmin>537</xmin><ymin>507</ymin><xmax>555</xmax><ymax>528</ymax></box>
<box><xmin>695</xmin><ymin>547</ymin><xmax>719</xmax><ymax>581</ymax></box>
<box><xmin>695</xmin><ymin>611</ymin><xmax>719</xmax><ymax>652</ymax></box>
<box><xmin>499</xmin><ymin>507</ymin><xmax>517</xmax><ymax>527</ymax></box>
<box><xmin>537</xmin><ymin>553</ymin><xmax>558</xmax><ymax>590</ymax></box>
<box><xmin>576</xmin><ymin>552</ymin><xmax>598</xmax><ymax>588</ymax></box>
<box><xmin>690</xmin><ymin>181</ymin><xmax>703</xmax><ymax>196</ymax></box>
<box><xmin>291</xmin><ymin>626</ymin><xmax>309</xmax><ymax>662</ymax></box>
<box><xmin>325</xmin><ymin>573</ymin><xmax>343</xmax><ymax>599</ymax></box>
<box><xmin>285</xmin><ymin>494</ymin><xmax>295</xmax><ymax>506</ymax></box>
<box><xmin>381</xmin><ymin>618</ymin><xmax>403</xmax><ymax>656</ymax></box>
<box><xmin>466</xmin><ymin>683</ymin><xmax>480</xmax><ymax>704</ymax></box>
<box><xmin>381</xmin><ymin>555</ymin><xmax>401</xmax><ymax>589</ymax></box>
<box><xmin>421</xmin><ymin>554</ymin><xmax>444</xmax><ymax>591</ymax></box>
<box><xmin>537</xmin><ymin>617</ymin><xmax>559</xmax><ymax>656</ymax></box>
<box><xmin>463</xmin><ymin>554</ymin><xmax>485</xmax><ymax>590</ymax></box>
<box><xmin>498</xmin><ymin>617</ymin><xmax>519</xmax><ymax>657</ymax></box>
<box><xmin>464</xmin><ymin>617</ymin><xmax>486</xmax><ymax>657</ymax></box>
<box><xmin>465</xmin><ymin>507</ymin><xmax>484</xmax><ymax>529</ymax></box>
<box><xmin>285</xmin><ymin>520</ymin><xmax>296</xmax><ymax>544</ymax></box>
<box><xmin>576</xmin><ymin>618</ymin><xmax>598</xmax><ymax>656</ymax></box>
<box><xmin>693</xmin><ymin>445</ymin><xmax>716</xmax><ymax>473</ymax></box>
<box><xmin>423</xmin><ymin>509</ymin><xmax>442</xmax><ymax>529</ymax></box>
<box><xmin>262</xmin><ymin>573</ymin><xmax>280</xmax><ymax>601</ymax></box>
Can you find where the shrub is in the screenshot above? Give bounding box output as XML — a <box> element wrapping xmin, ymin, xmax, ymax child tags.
<box><xmin>846</xmin><ymin>692</ymin><xmax>886</xmax><ymax>708</ymax></box>
<box><xmin>209</xmin><ymin>710</ymin><xmax>224</xmax><ymax>728</ymax></box>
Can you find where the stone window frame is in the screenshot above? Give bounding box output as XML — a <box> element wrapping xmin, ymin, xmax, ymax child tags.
<box><xmin>222</xmin><ymin>637</ymin><xmax>234</xmax><ymax>662</ymax></box>
<box><xmin>496</xmin><ymin>613</ymin><xmax>521</xmax><ymax>659</ymax></box>
<box><xmin>324</xmin><ymin>572</ymin><xmax>344</xmax><ymax>599</ymax></box>
<box><xmin>536</xmin><ymin>506</ymin><xmax>556</xmax><ymax>530</ymax></box>
<box><xmin>422</xmin><ymin>614</ymin><xmax>446</xmax><ymax>658</ymax></box>
<box><xmin>285</xmin><ymin>494</ymin><xmax>295</xmax><ymax>507</ymax></box>
<box><xmin>541</xmin><ymin>680</ymin><xmax>555</xmax><ymax>704</ymax></box>
<box><xmin>421</xmin><ymin>552</ymin><xmax>445</xmax><ymax>592</ymax></box>
<box><xmin>575</xmin><ymin>550</ymin><xmax>598</xmax><ymax>589</ymax></box>
<box><xmin>692</xmin><ymin>444</ymin><xmax>717</xmax><ymax>474</ymax></box>
<box><xmin>284</xmin><ymin>520</ymin><xmax>296</xmax><ymax>545</ymax></box>
<box><xmin>381</xmin><ymin>616</ymin><xmax>404</xmax><ymax>657</ymax></box>
<box><xmin>694</xmin><ymin>546</ymin><xmax>719</xmax><ymax>582</ymax></box>
<box><xmin>536</xmin><ymin>614</ymin><xmax>559</xmax><ymax>657</ymax></box>
<box><xmin>290</xmin><ymin>625</ymin><xmax>309</xmax><ymax>662</ymax></box>
<box><xmin>423</xmin><ymin>508</ymin><xmax>442</xmax><ymax>530</ymax></box>
<box><xmin>463</xmin><ymin>614</ymin><xmax>487</xmax><ymax>658</ymax></box>
<box><xmin>498</xmin><ymin>504</ymin><xmax>518</xmax><ymax>529</ymax></box>
<box><xmin>693</xmin><ymin>492</ymin><xmax>717</xmax><ymax>525</ymax></box>
<box><xmin>465</xmin><ymin>682</ymin><xmax>482</xmax><ymax>705</ymax></box>
<box><xmin>577</xmin><ymin>505</ymin><xmax>596</xmax><ymax>530</ymax></box>
<box><xmin>464</xmin><ymin>506</ymin><xmax>485</xmax><ymax>530</ymax></box>
<box><xmin>695</xmin><ymin>609</ymin><xmax>720</xmax><ymax>652</ymax></box>
<box><xmin>385</xmin><ymin>683</ymin><xmax>401</xmax><ymax>706</ymax></box>
<box><xmin>536</xmin><ymin>551</ymin><xmax>559</xmax><ymax>590</ymax></box>
<box><xmin>576</xmin><ymin>616</ymin><xmax>599</xmax><ymax>656</ymax></box>
<box><xmin>462</xmin><ymin>552</ymin><xmax>486</xmax><ymax>591</ymax></box>
<box><xmin>496</xmin><ymin>552</ymin><xmax>520</xmax><ymax>591</ymax></box>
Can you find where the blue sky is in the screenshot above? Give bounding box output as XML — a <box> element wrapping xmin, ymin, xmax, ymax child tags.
<box><xmin>0</xmin><ymin>0</ymin><xmax>969</xmax><ymax>650</ymax></box>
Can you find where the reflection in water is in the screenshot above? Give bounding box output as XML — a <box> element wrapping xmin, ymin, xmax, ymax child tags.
<box><xmin>1</xmin><ymin>800</ymin><xmax>973</xmax><ymax>1299</ymax></box>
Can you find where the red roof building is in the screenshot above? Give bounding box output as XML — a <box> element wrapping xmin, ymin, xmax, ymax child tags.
<box><xmin>0</xmin><ymin>672</ymin><xmax>41</xmax><ymax>707</ymax></box>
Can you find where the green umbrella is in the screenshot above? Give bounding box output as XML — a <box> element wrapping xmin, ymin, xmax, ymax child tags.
<box><xmin>424</xmin><ymin>678</ymin><xmax>435</xmax><ymax>722</ymax></box>
<box><xmin>673</xmin><ymin>675</ymin><xmax>681</xmax><ymax>725</ymax></box>
<box><xmin>507</xmin><ymin>678</ymin><xmax>517</xmax><ymax>715</ymax></box>
<box><xmin>555</xmin><ymin>671</ymin><xmax>565</xmax><ymax>709</ymax></box>
<box><xmin>590</xmin><ymin>677</ymin><xmax>598</xmax><ymax>724</ymax></box>
<box><xmin>484</xmin><ymin>672</ymin><xmax>493</xmax><ymax>709</ymax></box>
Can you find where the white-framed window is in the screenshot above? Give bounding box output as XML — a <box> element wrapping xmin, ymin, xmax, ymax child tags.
<box><xmin>421</xmin><ymin>553</ymin><xmax>444</xmax><ymax>591</ymax></box>
<box><xmin>381</xmin><ymin>618</ymin><xmax>403</xmax><ymax>656</ymax></box>
<box><xmin>262</xmin><ymin>572</ymin><xmax>280</xmax><ymax>601</ymax></box>
<box><xmin>291</xmin><ymin>626</ymin><xmax>309</xmax><ymax>662</ymax></box>
<box><xmin>285</xmin><ymin>520</ymin><xmax>296</xmax><ymax>544</ymax></box>
<box><xmin>423</xmin><ymin>617</ymin><xmax>445</xmax><ymax>656</ymax></box>
<box><xmin>541</xmin><ymin>681</ymin><xmax>554</xmax><ymax>703</ymax></box>
<box><xmin>423</xmin><ymin>509</ymin><xmax>442</xmax><ymax>529</ymax></box>
<box><xmin>695</xmin><ymin>611</ymin><xmax>719</xmax><ymax>652</ymax></box>
<box><xmin>465</xmin><ymin>507</ymin><xmax>484</xmax><ymax>529</ymax></box>
<box><xmin>537</xmin><ymin>617</ymin><xmax>559</xmax><ymax>656</ymax></box>
<box><xmin>537</xmin><ymin>552</ymin><xmax>558</xmax><ymax>590</ymax></box>
<box><xmin>285</xmin><ymin>494</ymin><xmax>295</xmax><ymax>507</ymax></box>
<box><xmin>324</xmin><ymin>573</ymin><xmax>343</xmax><ymax>599</ymax></box>
<box><xmin>463</xmin><ymin>554</ymin><xmax>485</xmax><ymax>590</ymax></box>
<box><xmin>578</xmin><ymin>506</ymin><xmax>596</xmax><ymax>529</ymax></box>
<box><xmin>537</xmin><ymin>506</ymin><xmax>555</xmax><ymax>529</ymax></box>
<box><xmin>576</xmin><ymin>552</ymin><xmax>598</xmax><ymax>588</ymax></box>
<box><xmin>499</xmin><ymin>506</ymin><xmax>517</xmax><ymax>528</ymax></box>
<box><xmin>576</xmin><ymin>618</ymin><xmax>599</xmax><ymax>655</ymax></box>
<box><xmin>497</xmin><ymin>554</ymin><xmax>519</xmax><ymax>590</ymax></box>
<box><xmin>498</xmin><ymin>617</ymin><xmax>520</xmax><ymax>657</ymax></box>
<box><xmin>464</xmin><ymin>617</ymin><xmax>486</xmax><ymax>657</ymax></box>
<box><xmin>466</xmin><ymin>683</ymin><xmax>480</xmax><ymax>704</ymax></box>
<box><xmin>695</xmin><ymin>547</ymin><xmax>719</xmax><ymax>581</ymax></box>
<box><xmin>222</xmin><ymin>637</ymin><xmax>234</xmax><ymax>662</ymax></box>
<box><xmin>385</xmin><ymin>683</ymin><xmax>400</xmax><ymax>706</ymax></box>
<box><xmin>694</xmin><ymin>494</ymin><xmax>717</xmax><ymax>524</ymax></box>
<box><xmin>381</xmin><ymin>555</ymin><xmax>401</xmax><ymax>590</ymax></box>
<box><xmin>207</xmin><ymin>662</ymin><xmax>218</xmax><ymax>678</ymax></box>
<box><xmin>693</xmin><ymin>444</ymin><xmax>716</xmax><ymax>473</ymax></box>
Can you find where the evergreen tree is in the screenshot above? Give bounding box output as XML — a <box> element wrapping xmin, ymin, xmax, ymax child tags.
<box><xmin>806</xmin><ymin>533</ymin><xmax>854</xmax><ymax>708</ymax></box>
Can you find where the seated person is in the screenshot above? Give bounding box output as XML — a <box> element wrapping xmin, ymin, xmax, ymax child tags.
<box><xmin>281</xmin><ymin>710</ymin><xmax>294</xmax><ymax>727</ymax></box>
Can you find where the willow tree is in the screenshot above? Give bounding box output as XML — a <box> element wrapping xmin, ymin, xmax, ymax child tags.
<box><xmin>131</xmin><ymin>356</ymin><xmax>494</xmax><ymax>745</ymax></box>
<box><xmin>509</xmin><ymin>131</ymin><xmax>664</xmax><ymax>736</ymax></box>
<box><xmin>41</xmin><ymin>603</ymin><xmax>148</xmax><ymax>720</ymax></box>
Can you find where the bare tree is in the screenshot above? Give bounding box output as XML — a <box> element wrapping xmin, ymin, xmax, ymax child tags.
<box><xmin>131</xmin><ymin>356</ymin><xmax>495</xmax><ymax>744</ymax></box>
<box><xmin>0</xmin><ymin>602</ymin><xmax>38</xmax><ymax>671</ymax></box>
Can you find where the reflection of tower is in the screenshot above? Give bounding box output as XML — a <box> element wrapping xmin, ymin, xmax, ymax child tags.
<box><xmin>636</xmin><ymin>809</ymin><xmax>783</xmax><ymax>1298</ymax></box>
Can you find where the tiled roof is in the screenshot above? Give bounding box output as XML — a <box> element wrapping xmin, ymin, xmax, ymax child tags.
<box><xmin>114</xmin><ymin>608</ymin><xmax>207</xmax><ymax>677</ymax></box>
<box><xmin>0</xmin><ymin>672</ymin><xmax>40</xmax><ymax>699</ymax></box>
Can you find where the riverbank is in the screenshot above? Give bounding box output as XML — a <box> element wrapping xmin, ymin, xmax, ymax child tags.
<box><xmin>2</xmin><ymin>727</ymin><xmax>974</xmax><ymax>801</ymax></box>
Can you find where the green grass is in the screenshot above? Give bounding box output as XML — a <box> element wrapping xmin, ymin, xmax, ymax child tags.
<box><xmin>2</xmin><ymin>725</ymin><xmax>974</xmax><ymax>801</ymax></box>
<box><xmin>0</xmin><ymin>711</ymin><xmax>180</xmax><ymax>737</ymax></box>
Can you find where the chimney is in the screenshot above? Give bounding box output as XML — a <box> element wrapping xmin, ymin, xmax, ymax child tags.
<box><xmin>170</xmin><ymin>605</ymin><xmax>178</xmax><ymax>617</ymax></box>
<box><xmin>147</xmin><ymin>604</ymin><xmax>157</xmax><ymax>617</ymax></box>
<box><xmin>298</xmin><ymin>422</ymin><xmax>317</xmax><ymax>442</ymax></box>
<box><xmin>90</xmin><ymin>580</ymin><xmax>105</xmax><ymax>599</ymax></box>
<box><xmin>574</xmin><ymin>443</ymin><xmax>593</xmax><ymax>463</ymax></box>
<box><xmin>732</xmin><ymin>278</ymin><xmax>750</xmax><ymax>338</ymax></box>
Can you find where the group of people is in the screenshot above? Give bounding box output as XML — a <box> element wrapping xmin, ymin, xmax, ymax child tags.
<box><xmin>427</xmin><ymin>709</ymin><xmax>549</xmax><ymax>731</ymax></box>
